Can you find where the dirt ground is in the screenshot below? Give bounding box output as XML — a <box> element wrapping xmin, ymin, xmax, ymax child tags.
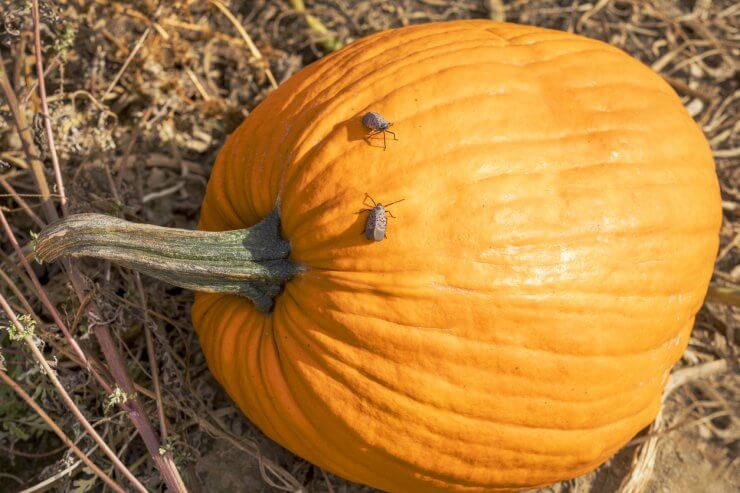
<box><xmin>0</xmin><ymin>1</ymin><xmax>737</xmax><ymax>492</ymax></box>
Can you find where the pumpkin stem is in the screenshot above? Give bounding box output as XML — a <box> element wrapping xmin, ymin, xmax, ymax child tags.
<box><xmin>34</xmin><ymin>210</ymin><xmax>299</xmax><ymax>312</ymax></box>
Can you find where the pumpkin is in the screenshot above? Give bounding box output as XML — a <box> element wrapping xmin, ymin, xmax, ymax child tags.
<box><xmin>36</xmin><ymin>20</ymin><xmax>721</xmax><ymax>492</ymax></box>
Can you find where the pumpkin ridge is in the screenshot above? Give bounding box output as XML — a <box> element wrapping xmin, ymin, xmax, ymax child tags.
<box><xmin>267</xmin><ymin>332</ymin><xmax>657</xmax><ymax>487</ymax></box>
<box><xmin>487</xmin><ymin>29</ymin><xmax>570</xmax><ymax>44</ymax></box>
<box><xmin>276</xmin><ymin>309</ymin><xmax>675</xmax><ymax>407</ymax></box>
<box><xmin>281</xmin><ymin>376</ymin><xmax>653</xmax><ymax>467</ymax></box>
<box><xmin>276</xmin><ymin>42</ymin><xmax>518</xmax><ymax>186</ymax></box>
<box><xmin>297</xmin><ymin>224</ymin><xmax>715</xmax><ymax>268</ymax></box>
<box><xmin>270</xmin><ymin>25</ymin><xmax>481</xmax><ymax>130</ymax></box>
<box><xmin>270</xmin><ymin>43</ymin><xmax>653</xmax><ymax>223</ymax></box>
<box><xmin>284</xmin><ymin>43</ymin><xmax>618</xmax><ymax>159</ymax></box>
<box><xmin>268</xmin><ymin>294</ymin><xmax>412</xmax><ymax>488</ymax></box>
<box><xmin>389</xmin><ymin>85</ymin><xmax>678</xmax><ymax>135</ymax></box>
<box><xmin>276</xmin><ymin>341</ymin><xmax>660</xmax><ymax>441</ymax></box>
<box><xmin>201</xmin><ymin>137</ymin><xmax>254</xmax><ymax>230</ymax></box>
<box><xmin>290</xmin><ymin>300</ymin><xmax>688</xmax><ymax>360</ymax></box>
<box><xmin>288</xmin><ymin>179</ymin><xmax>709</xmax><ymax>251</ymax></box>
<box><xmin>283</xmin><ymin>115</ymin><xmax>691</xmax><ymax>228</ymax></box>
<box><xmin>281</xmin><ymin>127</ymin><xmax>681</xmax><ymax>237</ymax></box>
<box><xmin>274</xmin><ymin>36</ymin><xmax>612</xmax><ymax>180</ymax></box>
<box><xmin>500</xmin><ymin>26</ymin><xmax>588</xmax><ymax>44</ymax></box>
<box><xmin>565</xmin><ymin>81</ymin><xmax>673</xmax><ymax>95</ymax></box>
<box><xmin>311</xmin><ymin>247</ymin><xmax>703</xmax><ymax>273</ymax></box>
<box><xmin>303</xmin><ymin>283</ymin><xmax>703</xmax><ymax>331</ymax></box>
<box><xmin>258</xmin><ymin>315</ymin><xmax>300</xmax><ymax>444</ymax></box>
<box><xmin>266</xmin><ymin>347</ymin><xmax>559</xmax><ymax>490</ymax></box>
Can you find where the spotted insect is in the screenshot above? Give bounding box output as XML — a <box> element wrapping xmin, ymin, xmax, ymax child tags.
<box><xmin>362</xmin><ymin>112</ymin><xmax>398</xmax><ymax>150</ymax></box>
<box><xmin>356</xmin><ymin>194</ymin><xmax>405</xmax><ymax>241</ymax></box>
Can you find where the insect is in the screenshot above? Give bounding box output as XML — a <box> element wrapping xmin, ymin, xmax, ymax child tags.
<box><xmin>356</xmin><ymin>194</ymin><xmax>405</xmax><ymax>241</ymax></box>
<box><xmin>362</xmin><ymin>112</ymin><xmax>398</xmax><ymax>150</ymax></box>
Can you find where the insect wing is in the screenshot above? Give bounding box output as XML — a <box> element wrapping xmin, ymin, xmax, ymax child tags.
<box><xmin>372</xmin><ymin>209</ymin><xmax>387</xmax><ymax>241</ymax></box>
<box><xmin>364</xmin><ymin>208</ymin><xmax>378</xmax><ymax>240</ymax></box>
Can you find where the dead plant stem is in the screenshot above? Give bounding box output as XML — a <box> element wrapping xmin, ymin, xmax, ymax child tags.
<box><xmin>134</xmin><ymin>272</ymin><xmax>169</xmax><ymax>442</ymax></box>
<box><xmin>31</xmin><ymin>0</ymin><xmax>68</xmax><ymax>216</ymax></box>
<box><xmin>0</xmin><ymin>51</ymin><xmax>58</xmax><ymax>222</ymax></box>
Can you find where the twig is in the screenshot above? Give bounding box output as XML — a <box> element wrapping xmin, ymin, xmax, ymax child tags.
<box><xmin>627</xmin><ymin>409</ymin><xmax>732</xmax><ymax>447</ymax></box>
<box><xmin>0</xmin><ymin>296</ymin><xmax>146</xmax><ymax>493</ymax></box>
<box><xmin>0</xmin><ymin>178</ymin><xmax>45</xmax><ymax>228</ymax></box>
<box><xmin>705</xmin><ymin>285</ymin><xmax>740</xmax><ymax>307</ymax></box>
<box><xmin>0</xmin><ymin>472</ymin><xmax>23</xmax><ymax>486</ymax></box>
<box><xmin>0</xmin><ymin>51</ymin><xmax>58</xmax><ymax>222</ymax></box>
<box><xmin>0</xmin><ymin>152</ymin><xmax>29</xmax><ymax>170</ymax></box>
<box><xmin>661</xmin><ymin>75</ymin><xmax>713</xmax><ymax>102</ymax></box>
<box><xmin>186</xmin><ymin>68</ymin><xmax>211</xmax><ymax>100</ymax></box>
<box><xmin>713</xmin><ymin>147</ymin><xmax>740</xmax><ymax>158</ymax></box>
<box><xmin>142</xmin><ymin>181</ymin><xmax>185</xmax><ymax>203</ymax></box>
<box><xmin>320</xmin><ymin>468</ymin><xmax>335</xmax><ymax>493</ymax></box>
<box><xmin>31</xmin><ymin>0</ymin><xmax>68</xmax><ymax>216</ymax></box>
<box><xmin>20</xmin><ymin>58</ymin><xmax>60</xmax><ymax>104</ymax></box>
<box><xmin>0</xmin><ymin>442</ymin><xmax>68</xmax><ymax>459</ymax></box>
<box><xmin>0</xmin><ymin>268</ymin><xmax>40</xmax><ymax>328</ymax></box>
<box><xmin>486</xmin><ymin>0</ymin><xmax>506</xmax><ymax>22</ymax></box>
<box><xmin>101</xmin><ymin>27</ymin><xmax>151</xmax><ymax>101</ymax></box>
<box><xmin>665</xmin><ymin>359</ymin><xmax>731</xmax><ymax>395</ymax></box>
<box><xmin>208</xmin><ymin>0</ymin><xmax>278</xmax><ymax>88</ymax></box>
<box><xmin>0</xmin><ymin>249</ymin><xmax>39</xmax><ymax>307</ymax></box>
<box><xmin>134</xmin><ymin>272</ymin><xmax>169</xmax><ymax>442</ymax></box>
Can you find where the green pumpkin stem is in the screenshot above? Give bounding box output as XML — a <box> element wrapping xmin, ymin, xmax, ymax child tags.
<box><xmin>33</xmin><ymin>210</ymin><xmax>299</xmax><ymax>312</ymax></box>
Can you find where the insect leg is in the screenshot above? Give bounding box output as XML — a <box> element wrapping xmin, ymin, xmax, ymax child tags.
<box><xmin>386</xmin><ymin>210</ymin><xmax>397</xmax><ymax>218</ymax></box>
<box><xmin>364</xmin><ymin>129</ymin><xmax>385</xmax><ymax>149</ymax></box>
<box><xmin>364</xmin><ymin>193</ymin><xmax>378</xmax><ymax>207</ymax></box>
<box><xmin>386</xmin><ymin>130</ymin><xmax>398</xmax><ymax>141</ymax></box>
<box><xmin>364</xmin><ymin>129</ymin><xmax>379</xmax><ymax>143</ymax></box>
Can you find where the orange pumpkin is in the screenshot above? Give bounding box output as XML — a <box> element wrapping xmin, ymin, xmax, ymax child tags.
<box><xmin>37</xmin><ymin>20</ymin><xmax>721</xmax><ymax>492</ymax></box>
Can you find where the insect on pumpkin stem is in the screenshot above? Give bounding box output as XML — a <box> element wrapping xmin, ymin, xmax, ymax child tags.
<box><xmin>33</xmin><ymin>210</ymin><xmax>300</xmax><ymax>312</ymax></box>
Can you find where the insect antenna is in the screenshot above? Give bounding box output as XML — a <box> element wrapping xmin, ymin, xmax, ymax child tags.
<box><xmin>383</xmin><ymin>198</ymin><xmax>405</xmax><ymax>208</ymax></box>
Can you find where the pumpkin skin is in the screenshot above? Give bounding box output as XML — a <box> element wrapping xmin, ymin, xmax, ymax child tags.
<box><xmin>191</xmin><ymin>19</ymin><xmax>721</xmax><ymax>492</ymax></box>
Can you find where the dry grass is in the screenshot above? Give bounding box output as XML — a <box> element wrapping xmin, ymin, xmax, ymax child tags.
<box><xmin>0</xmin><ymin>1</ymin><xmax>737</xmax><ymax>492</ymax></box>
